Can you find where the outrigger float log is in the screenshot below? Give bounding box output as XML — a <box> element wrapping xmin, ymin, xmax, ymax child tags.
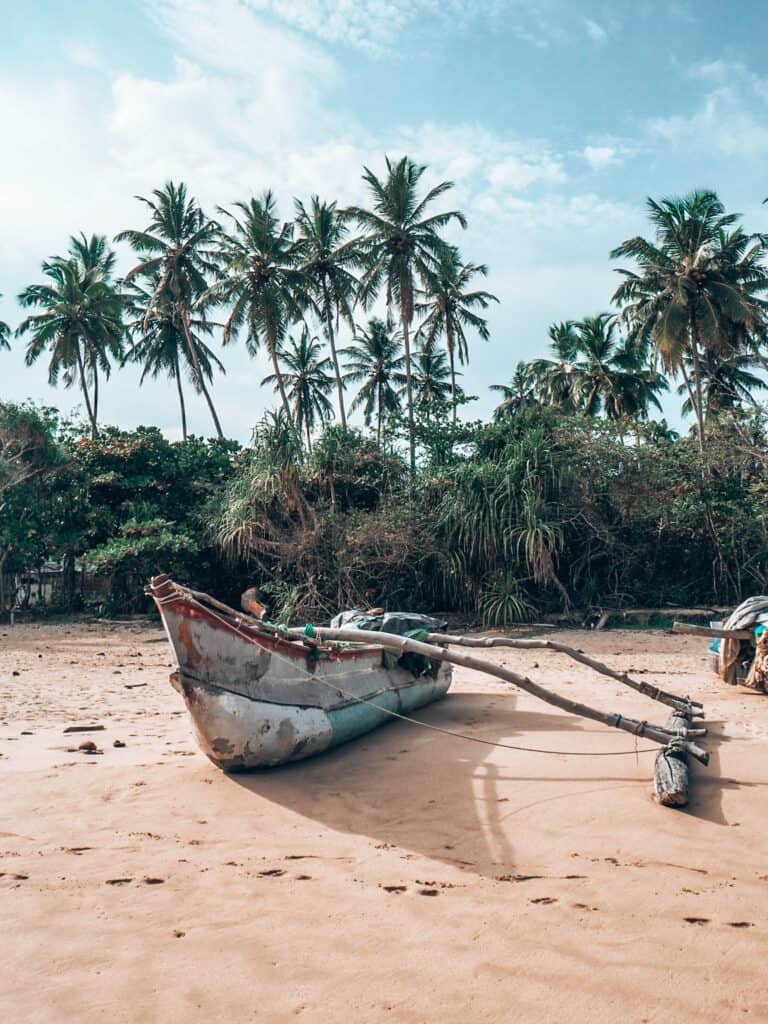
<box><xmin>149</xmin><ymin>577</ymin><xmax>709</xmax><ymax>807</ymax></box>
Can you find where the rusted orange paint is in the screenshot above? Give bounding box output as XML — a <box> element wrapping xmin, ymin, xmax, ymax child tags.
<box><xmin>177</xmin><ymin>617</ymin><xmax>203</xmax><ymax>670</ymax></box>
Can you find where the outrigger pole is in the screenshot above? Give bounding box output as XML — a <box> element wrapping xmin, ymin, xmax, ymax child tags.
<box><xmin>421</xmin><ymin>632</ymin><xmax>704</xmax><ymax>718</ymax></box>
<box><xmin>286</xmin><ymin>625</ymin><xmax>709</xmax><ymax>766</ymax></box>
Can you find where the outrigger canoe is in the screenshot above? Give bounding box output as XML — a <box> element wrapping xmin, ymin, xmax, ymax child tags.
<box><xmin>149</xmin><ymin>575</ymin><xmax>452</xmax><ymax>770</ymax></box>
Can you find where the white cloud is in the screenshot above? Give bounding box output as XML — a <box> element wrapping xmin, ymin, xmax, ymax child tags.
<box><xmin>648</xmin><ymin>60</ymin><xmax>768</xmax><ymax>156</ymax></box>
<box><xmin>153</xmin><ymin>0</ymin><xmax>336</xmax><ymax>82</ymax></box>
<box><xmin>584</xmin><ymin>18</ymin><xmax>607</xmax><ymax>43</ymax></box>
<box><xmin>583</xmin><ymin>144</ymin><xmax>620</xmax><ymax>169</ymax></box>
<box><xmin>689</xmin><ymin>58</ymin><xmax>738</xmax><ymax>84</ymax></box>
<box><xmin>62</xmin><ymin>40</ymin><xmax>106</xmax><ymax>71</ymax></box>
<box><xmin>147</xmin><ymin>0</ymin><xmax>614</xmax><ymax>54</ymax></box>
<box><xmin>487</xmin><ymin>153</ymin><xmax>566</xmax><ymax>190</ymax></box>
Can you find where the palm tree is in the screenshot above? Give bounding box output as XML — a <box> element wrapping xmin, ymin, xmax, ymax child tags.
<box><xmin>294</xmin><ymin>196</ymin><xmax>360</xmax><ymax>429</ymax></box>
<box><xmin>411</xmin><ymin>346</ymin><xmax>454</xmax><ymax>407</ymax></box>
<box><xmin>611</xmin><ymin>190</ymin><xmax>768</xmax><ymax>451</ymax></box>
<box><xmin>341</xmin><ymin>318</ymin><xmax>406</xmax><ymax>444</ymax></box>
<box><xmin>416</xmin><ymin>247</ymin><xmax>498</xmax><ymax>422</ymax></box>
<box><xmin>262</xmin><ymin>328</ymin><xmax>335</xmax><ymax>451</ymax></box>
<box><xmin>348</xmin><ymin>156</ymin><xmax>467</xmax><ymax>472</ymax></box>
<box><xmin>209</xmin><ymin>192</ymin><xmax>305</xmax><ymax>422</ymax></box>
<box><xmin>527</xmin><ymin>322</ymin><xmax>584</xmax><ymax>412</ymax></box>
<box><xmin>124</xmin><ymin>279</ymin><xmax>224</xmax><ymax>440</ymax></box>
<box><xmin>490</xmin><ymin>361</ymin><xmax>538</xmax><ymax>419</ymax></box>
<box><xmin>115</xmin><ymin>181</ymin><xmax>224</xmax><ymax>439</ymax></box>
<box><xmin>67</xmin><ymin>233</ymin><xmax>123</xmax><ymax>426</ymax></box>
<box><xmin>573</xmin><ymin>313</ymin><xmax>666</xmax><ymax>421</ymax></box>
<box><xmin>528</xmin><ymin>315</ymin><xmax>666</xmax><ymax>423</ymax></box>
<box><xmin>677</xmin><ymin>346</ymin><xmax>765</xmax><ymax>420</ymax></box>
<box><xmin>0</xmin><ymin>296</ymin><xmax>10</xmax><ymax>350</ymax></box>
<box><xmin>17</xmin><ymin>240</ymin><xmax>123</xmax><ymax>438</ymax></box>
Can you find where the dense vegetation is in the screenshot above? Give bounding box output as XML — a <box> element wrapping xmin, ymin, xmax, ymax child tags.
<box><xmin>3</xmin><ymin>162</ymin><xmax>768</xmax><ymax>622</ymax></box>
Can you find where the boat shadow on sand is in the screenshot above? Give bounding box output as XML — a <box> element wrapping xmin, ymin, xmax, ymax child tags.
<box><xmin>226</xmin><ymin>691</ymin><xmax>736</xmax><ymax>877</ymax></box>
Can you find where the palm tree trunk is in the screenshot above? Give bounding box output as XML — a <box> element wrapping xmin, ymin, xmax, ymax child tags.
<box><xmin>92</xmin><ymin>360</ymin><xmax>99</xmax><ymax>428</ymax></box>
<box><xmin>377</xmin><ymin>380</ymin><xmax>383</xmax><ymax>446</ymax></box>
<box><xmin>181</xmin><ymin>308</ymin><xmax>224</xmax><ymax>440</ymax></box>
<box><xmin>305</xmin><ymin>416</ymin><xmax>312</xmax><ymax>453</ymax></box>
<box><xmin>0</xmin><ymin>548</ymin><xmax>7</xmax><ymax>615</ymax></box>
<box><xmin>401</xmin><ymin>311</ymin><xmax>416</xmax><ymax>475</ymax></box>
<box><xmin>446</xmin><ymin>323</ymin><xmax>457</xmax><ymax>425</ymax></box>
<box><xmin>687</xmin><ymin>310</ymin><xmax>706</xmax><ymax>455</ymax></box>
<box><xmin>173</xmin><ymin>354</ymin><xmax>188</xmax><ymax>441</ymax></box>
<box><xmin>322</xmin><ymin>282</ymin><xmax>347</xmax><ymax>429</ymax></box>
<box><xmin>268</xmin><ymin>339</ymin><xmax>293</xmax><ymax>423</ymax></box>
<box><xmin>74</xmin><ymin>344</ymin><xmax>98</xmax><ymax>439</ymax></box>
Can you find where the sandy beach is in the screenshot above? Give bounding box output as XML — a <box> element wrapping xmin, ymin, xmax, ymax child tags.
<box><xmin>2</xmin><ymin>621</ymin><xmax>768</xmax><ymax>1023</ymax></box>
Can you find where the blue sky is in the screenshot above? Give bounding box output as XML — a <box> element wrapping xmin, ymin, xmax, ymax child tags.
<box><xmin>2</xmin><ymin>0</ymin><xmax>768</xmax><ymax>439</ymax></box>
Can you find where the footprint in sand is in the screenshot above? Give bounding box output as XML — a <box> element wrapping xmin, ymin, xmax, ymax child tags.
<box><xmin>106</xmin><ymin>878</ymin><xmax>133</xmax><ymax>885</ymax></box>
<box><xmin>381</xmin><ymin>885</ymin><xmax>407</xmax><ymax>893</ymax></box>
<box><xmin>143</xmin><ymin>877</ymin><xmax>165</xmax><ymax>885</ymax></box>
<box><xmin>728</xmin><ymin>921</ymin><xmax>754</xmax><ymax>928</ymax></box>
<box><xmin>258</xmin><ymin>869</ymin><xmax>286</xmax><ymax>878</ymax></box>
<box><xmin>295</xmin><ymin>874</ymin><xmax>313</xmax><ymax>881</ymax></box>
<box><xmin>419</xmin><ymin>889</ymin><xmax>439</xmax><ymax>897</ymax></box>
<box><xmin>684</xmin><ymin>917</ymin><xmax>710</xmax><ymax>925</ymax></box>
<box><xmin>530</xmin><ymin>897</ymin><xmax>558</xmax><ymax>905</ymax></box>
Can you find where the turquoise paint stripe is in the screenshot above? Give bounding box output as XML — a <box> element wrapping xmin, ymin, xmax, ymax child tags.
<box><xmin>326</xmin><ymin>679</ymin><xmax>447</xmax><ymax>749</ymax></box>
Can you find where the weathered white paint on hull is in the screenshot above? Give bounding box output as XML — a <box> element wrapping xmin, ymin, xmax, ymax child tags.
<box><xmin>175</xmin><ymin>675</ymin><xmax>334</xmax><ymax>769</ymax></box>
<box><xmin>175</xmin><ymin>672</ymin><xmax>450</xmax><ymax>770</ymax></box>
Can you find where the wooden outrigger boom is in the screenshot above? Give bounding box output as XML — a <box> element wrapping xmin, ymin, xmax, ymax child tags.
<box><xmin>418</xmin><ymin>632</ymin><xmax>704</xmax><ymax>717</ymax></box>
<box><xmin>287</xmin><ymin>625</ymin><xmax>709</xmax><ymax>765</ymax></box>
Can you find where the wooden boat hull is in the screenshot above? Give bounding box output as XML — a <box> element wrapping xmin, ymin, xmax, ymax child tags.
<box><xmin>171</xmin><ymin>670</ymin><xmax>450</xmax><ymax>770</ymax></box>
<box><xmin>150</xmin><ymin>576</ymin><xmax>452</xmax><ymax>770</ymax></box>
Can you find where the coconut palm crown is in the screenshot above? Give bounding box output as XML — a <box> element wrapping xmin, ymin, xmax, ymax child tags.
<box><xmin>123</xmin><ymin>277</ymin><xmax>224</xmax><ymax>440</ymax></box>
<box><xmin>347</xmin><ymin>155</ymin><xmax>467</xmax><ymax>472</ymax></box>
<box><xmin>116</xmin><ymin>181</ymin><xmax>224</xmax><ymax>438</ymax></box>
<box><xmin>341</xmin><ymin>318</ymin><xmax>406</xmax><ymax>443</ymax></box>
<box><xmin>416</xmin><ymin>247</ymin><xmax>498</xmax><ymax>422</ymax></box>
<box><xmin>294</xmin><ymin>196</ymin><xmax>361</xmax><ymax>429</ymax></box>
<box><xmin>17</xmin><ymin>235</ymin><xmax>124</xmax><ymax>438</ymax></box>
<box><xmin>262</xmin><ymin>328</ymin><xmax>335</xmax><ymax>451</ymax></box>
<box><xmin>208</xmin><ymin>191</ymin><xmax>306</xmax><ymax>423</ymax></box>
<box><xmin>611</xmin><ymin>190</ymin><xmax>768</xmax><ymax>448</ymax></box>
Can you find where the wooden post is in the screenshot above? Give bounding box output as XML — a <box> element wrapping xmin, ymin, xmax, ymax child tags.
<box><xmin>653</xmin><ymin>710</ymin><xmax>693</xmax><ymax>807</ymax></box>
<box><xmin>673</xmin><ymin>622</ymin><xmax>753</xmax><ymax>640</ymax></box>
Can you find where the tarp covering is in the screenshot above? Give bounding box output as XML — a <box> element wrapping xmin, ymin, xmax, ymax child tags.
<box><xmin>329</xmin><ymin>609</ymin><xmax>447</xmax><ymax>636</ymax></box>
